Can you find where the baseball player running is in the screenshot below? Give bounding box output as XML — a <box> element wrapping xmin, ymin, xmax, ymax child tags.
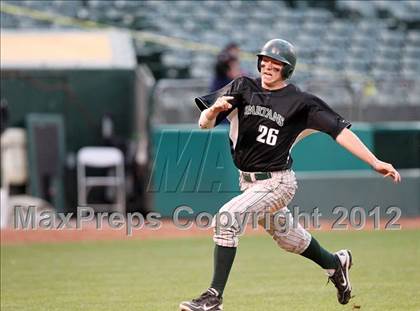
<box><xmin>179</xmin><ymin>39</ymin><xmax>401</xmax><ymax>311</ymax></box>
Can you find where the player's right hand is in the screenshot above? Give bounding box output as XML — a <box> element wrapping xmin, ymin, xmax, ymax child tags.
<box><xmin>210</xmin><ymin>96</ymin><xmax>234</xmax><ymax>113</ymax></box>
<box><xmin>205</xmin><ymin>96</ymin><xmax>234</xmax><ymax>120</ymax></box>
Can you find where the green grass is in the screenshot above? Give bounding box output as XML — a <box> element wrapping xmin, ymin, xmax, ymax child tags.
<box><xmin>2</xmin><ymin>230</ymin><xmax>420</xmax><ymax>311</ymax></box>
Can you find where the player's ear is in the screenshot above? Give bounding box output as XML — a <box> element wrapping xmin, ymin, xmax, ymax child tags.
<box><xmin>281</xmin><ymin>65</ymin><xmax>294</xmax><ymax>80</ymax></box>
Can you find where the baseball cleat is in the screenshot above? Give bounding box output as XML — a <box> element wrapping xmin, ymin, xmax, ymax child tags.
<box><xmin>179</xmin><ymin>288</ymin><xmax>223</xmax><ymax>311</ymax></box>
<box><xmin>328</xmin><ymin>249</ymin><xmax>353</xmax><ymax>305</ymax></box>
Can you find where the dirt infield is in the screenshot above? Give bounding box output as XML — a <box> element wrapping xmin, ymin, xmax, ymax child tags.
<box><xmin>1</xmin><ymin>220</ymin><xmax>213</xmax><ymax>245</ymax></box>
<box><xmin>2</xmin><ymin>217</ymin><xmax>419</xmax><ymax>245</ymax></box>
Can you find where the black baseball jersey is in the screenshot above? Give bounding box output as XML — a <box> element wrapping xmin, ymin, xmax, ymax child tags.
<box><xmin>195</xmin><ymin>76</ymin><xmax>351</xmax><ymax>172</ymax></box>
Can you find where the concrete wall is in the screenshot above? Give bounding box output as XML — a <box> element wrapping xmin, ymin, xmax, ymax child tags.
<box><xmin>292</xmin><ymin>169</ymin><xmax>420</xmax><ymax>219</ymax></box>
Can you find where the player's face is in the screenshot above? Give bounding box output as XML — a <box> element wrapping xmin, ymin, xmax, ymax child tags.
<box><xmin>260</xmin><ymin>56</ymin><xmax>284</xmax><ymax>89</ymax></box>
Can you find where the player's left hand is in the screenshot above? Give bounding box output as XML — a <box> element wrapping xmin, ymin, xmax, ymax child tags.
<box><xmin>372</xmin><ymin>159</ymin><xmax>401</xmax><ymax>183</ymax></box>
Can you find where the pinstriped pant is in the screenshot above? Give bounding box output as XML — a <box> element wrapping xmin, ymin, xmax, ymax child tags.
<box><xmin>212</xmin><ymin>170</ymin><xmax>311</xmax><ymax>254</ymax></box>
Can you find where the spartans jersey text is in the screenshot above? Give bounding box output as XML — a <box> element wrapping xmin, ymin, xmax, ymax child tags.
<box><xmin>244</xmin><ymin>105</ymin><xmax>285</xmax><ymax>127</ymax></box>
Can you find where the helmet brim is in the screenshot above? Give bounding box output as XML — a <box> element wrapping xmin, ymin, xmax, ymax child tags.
<box><xmin>257</xmin><ymin>52</ymin><xmax>292</xmax><ymax>66</ymax></box>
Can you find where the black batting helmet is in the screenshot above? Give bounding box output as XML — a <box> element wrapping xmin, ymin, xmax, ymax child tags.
<box><xmin>257</xmin><ymin>39</ymin><xmax>297</xmax><ymax>80</ymax></box>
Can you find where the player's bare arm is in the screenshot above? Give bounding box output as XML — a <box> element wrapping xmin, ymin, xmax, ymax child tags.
<box><xmin>198</xmin><ymin>96</ymin><xmax>233</xmax><ymax>129</ymax></box>
<box><xmin>336</xmin><ymin>128</ymin><xmax>401</xmax><ymax>183</ymax></box>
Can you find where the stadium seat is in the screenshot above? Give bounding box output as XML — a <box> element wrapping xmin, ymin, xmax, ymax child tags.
<box><xmin>2</xmin><ymin>0</ymin><xmax>419</xmax><ymax>108</ymax></box>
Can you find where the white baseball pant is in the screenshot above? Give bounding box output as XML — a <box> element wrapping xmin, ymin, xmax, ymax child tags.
<box><xmin>212</xmin><ymin>169</ymin><xmax>311</xmax><ymax>254</ymax></box>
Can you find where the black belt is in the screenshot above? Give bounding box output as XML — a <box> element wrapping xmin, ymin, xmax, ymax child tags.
<box><xmin>242</xmin><ymin>172</ymin><xmax>272</xmax><ymax>182</ymax></box>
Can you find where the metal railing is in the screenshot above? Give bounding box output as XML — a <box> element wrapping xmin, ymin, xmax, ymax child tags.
<box><xmin>151</xmin><ymin>78</ymin><xmax>420</xmax><ymax>124</ymax></box>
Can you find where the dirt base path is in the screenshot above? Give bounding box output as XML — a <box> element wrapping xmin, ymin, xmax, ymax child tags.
<box><xmin>2</xmin><ymin>218</ymin><xmax>419</xmax><ymax>246</ymax></box>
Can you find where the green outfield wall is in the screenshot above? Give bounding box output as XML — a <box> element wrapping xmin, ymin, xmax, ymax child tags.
<box><xmin>150</xmin><ymin>123</ymin><xmax>420</xmax><ymax>217</ymax></box>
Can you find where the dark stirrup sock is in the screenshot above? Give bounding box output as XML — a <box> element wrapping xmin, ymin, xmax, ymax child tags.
<box><xmin>210</xmin><ymin>244</ymin><xmax>237</xmax><ymax>296</ymax></box>
<box><xmin>300</xmin><ymin>237</ymin><xmax>338</xmax><ymax>270</ymax></box>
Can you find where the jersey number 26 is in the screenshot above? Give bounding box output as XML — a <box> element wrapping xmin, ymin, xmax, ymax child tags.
<box><xmin>256</xmin><ymin>125</ymin><xmax>279</xmax><ymax>146</ymax></box>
